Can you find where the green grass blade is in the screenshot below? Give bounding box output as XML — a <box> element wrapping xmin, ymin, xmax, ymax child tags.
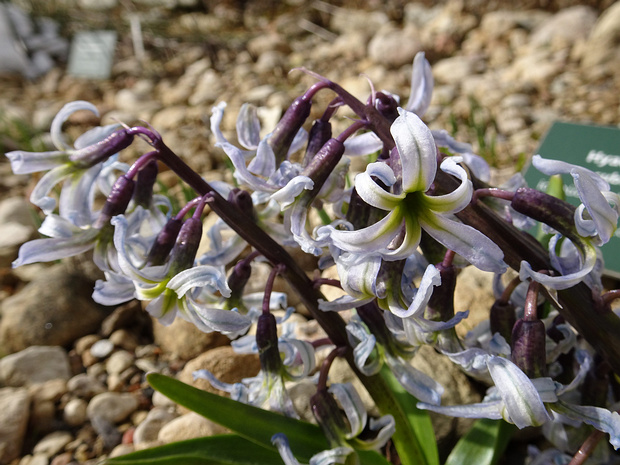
<box><xmin>104</xmin><ymin>434</ymin><xmax>283</xmax><ymax>465</ymax></box>
<box><xmin>444</xmin><ymin>419</ymin><xmax>515</xmax><ymax>465</ymax></box>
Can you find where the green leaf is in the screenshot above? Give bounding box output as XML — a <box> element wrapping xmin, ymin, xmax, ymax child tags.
<box><xmin>377</xmin><ymin>365</ymin><xmax>439</xmax><ymax>465</ymax></box>
<box><xmin>444</xmin><ymin>419</ymin><xmax>515</xmax><ymax>465</ymax></box>
<box><xmin>104</xmin><ymin>434</ymin><xmax>283</xmax><ymax>465</ymax></box>
<box><xmin>146</xmin><ymin>373</ymin><xmax>390</xmax><ymax>465</ymax></box>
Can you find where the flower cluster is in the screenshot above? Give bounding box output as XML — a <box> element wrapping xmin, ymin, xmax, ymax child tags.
<box><xmin>6</xmin><ymin>53</ymin><xmax>620</xmax><ymax>465</ymax></box>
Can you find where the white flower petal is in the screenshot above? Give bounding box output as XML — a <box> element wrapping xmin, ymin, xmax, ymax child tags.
<box><xmin>329</xmin><ymin>383</ymin><xmax>367</xmax><ymax>438</ymax></box>
<box><xmin>51</xmin><ymin>101</ymin><xmax>100</xmax><ymax>150</ymax></box>
<box><xmin>167</xmin><ymin>265</ymin><xmax>231</xmax><ymax>298</ymax></box>
<box><xmin>405</xmin><ymin>52</ymin><xmax>433</xmax><ymax>117</ymax></box>
<box><xmin>236</xmin><ymin>103</ymin><xmax>261</xmax><ymax>150</ymax></box>
<box><xmin>5</xmin><ymin>150</ymin><xmax>67</xmax><ymax>174</ymax></box>
<box><xmin>391</xmin><ymin>108</ymin><xmax>437</xmax><ymax>193</ymax></box>
<box><xmin>487</xmin><ymin>356</ymin><xmax>551</xmax><ymax>428</ymax></box>
<box><xmin>343</xmin><ymin>131</ymin><xmax>383</xmax><ymax>156</ymax></box>
<box><xmin>385</xmin><ymin>353</ymin><xmax>444</xmax><ymax>405</ymax></box>
<box><xmin>355</xmin><ymin>163</ymin><xmax>404</xmax><ymax>211</ymax></box>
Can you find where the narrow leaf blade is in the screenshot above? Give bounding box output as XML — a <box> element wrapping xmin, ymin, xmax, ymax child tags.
<box><xmin>444</xmin><ymin>418</ymin><xmax>515</xmax><ymax>465</ymax></box>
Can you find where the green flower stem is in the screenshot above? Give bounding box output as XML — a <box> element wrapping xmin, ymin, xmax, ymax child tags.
<box><xmin>154</xmin><ymin>138</ymin><xmax>428</xmax><ymax>465</ymax></box>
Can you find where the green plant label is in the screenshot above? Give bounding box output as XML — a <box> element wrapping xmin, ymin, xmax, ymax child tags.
<box><xmin>67</xmin><ymin>31</ymin><xmax>117</xmax><ymax>79</ymax></box>
<box><xmin>525</xmin><ymin>121</ymin><xmax>620</xmax><ymax>278</ymax></box>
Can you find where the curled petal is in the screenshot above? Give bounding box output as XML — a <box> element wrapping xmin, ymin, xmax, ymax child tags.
<box><xmin>236</xmin><ymin>103</ymin><xmax>261</xmax><ymax>150</ymax></box>
<box><xmin>329</xmin><ymin>383</ymin><xmax>367</xmax><ymax>438</ymax></box>
<box><xmin>346</xmin><ymin>321</ymin><xmax>381</xmax><ymax>376</ymax></box>
<box><xmin>390</xmin><ymin>264</ymin><xmax>440</xmax><ymax>318</ymax></box>
<box><xmin>518</xmin><ymin>237</ymin><xmax>597</xmax><ymax>290</ymax></box>
<box><xmin>343</xmin><ymin>131</ymin><xmax>383</xmax><ymax>156</ymax></box>
<box><xmin>358</xmin><ymin>415</ymin><xmax>396</xmax><ymax>450</ymax></box>
<box><xmin>431</xmin><ymin>129</ymin><xmax>490</xmax><ymax>183</ymax></box>
<box><xmin>30</xmin><ymin>164</ymin><xmax>74</xmax><ymax>214</ymax></box>
<box><xmin>279</xmin><ymin>338</ymin><xmax>316</xmax><ymax>380</ymax></box>
<box><xmin>309</xmin><ymin>448</ymin><xmax>354</xmax><ymax>465</ymax></box>
<box><xmin>248</xmin><ymin>138</ymin><xmax>277</xmax><ymax>177</ymax></box>
<box><xmin>93</xmin><ymin>271</ymin><xmax>136</xmax><ymax>306</ymax></box>
<box><xmin>271</xmin><ymin>176</ymin><xmax>314</xmax><ymax>210</ymax></box>
<box><xmin>182</xmin><ymin>298</ymin><xmax>251</xmax><ymax>335</ymax></box>
<box><xmin>51</xmin><ymin>100</ymin><xmax>100</xmax><ymax>150</ymax></box>
<box><xmin>355</xmin><ymin>162</ymin><xmax>404</xmax><ymax>211</ymax></box>
<box><xmin>391</xmin><ymin>108</ymin><xmax>437</xmax><ymax>193</ymax></box>
<box><xmin>405</xmin><ymin>52</ymin><xmax>433</xmax><ymax>117</ymax></box>
<box><xmin>325</xmin><ymin>209</ymin><xmax>404</xmax><ymax>256</ymax></box>
<box><xmin>385</xmin><ymin>352</ymin><xmax>444</xmax><ymax>405</ymax></box>
<box><xmin>420</xmin><ymin>213</ymin><xmax>507</xmax><ymax>273</ymax></box>
<box><xmin>550</xmin><ymin>401</ymin><xmax>620</xmax><ymax>450</ymax></box>
<box><xmin>422</xmin><ymin>157</ymin><xmax>472</xmax><ymax>214</ymax></box>
<box><xmin>487</xmin><ymin>356</ymin><xmax>551</xmax><ymax>428</ymax></box>
<box><xmin>216</xmin><ymin>141</ymin><xmax>277</xmax><ymax>193</ymax></box>
<box><xmin>272</xmin><ymin>434</ymin><xmax>303</xmax><ymax>465</ymax></box>
<box><xmin>167</xmin><ymin>265</ymin><xmax>231</xmax><ymax>299</ymax></box>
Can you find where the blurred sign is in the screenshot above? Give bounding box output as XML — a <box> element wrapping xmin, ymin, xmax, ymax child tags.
<box><xmin>67</xmin><ymin>31</ymin><xmax>116</xmax><ymax>79</ymax></box>
<box><xmin>525</xmin><ymin>121</ymin><xmax>620</xmax><ymax>278</ymax></box>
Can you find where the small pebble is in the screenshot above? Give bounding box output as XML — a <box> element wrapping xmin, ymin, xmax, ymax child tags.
<box><xmin>90</xmin><ymin>340</ymin><xmax>115</xmax><ymax>359</ymax></box>
<box><xmin>63</xmin><ymin>398</ymin><xmax>88</xmax><ymax>426</ymax></box>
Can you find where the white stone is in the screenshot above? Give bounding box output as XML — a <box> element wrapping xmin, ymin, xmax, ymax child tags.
<box><xmin>158</xmin><ymin>412</ymin><xmax>229</xmax><ymax>443</ymax></box>
<box><xmin>63</xmin><ymin>398</ymin><xmax>88</xmax><ymax>426</ymax></box>
<box><xmin>106</xmin><ymin>350</ymin><xmax>135</xmax><ymax>375</ymax></box>
<box><xmin>90</xmin><ymin>339</ymin><xmax>114</xmax><ymax>359</ymax></box>
<box><xmin>87</xmin><ymin>392</ymin><xmax>139</xmax><ymax>423</ymax></box>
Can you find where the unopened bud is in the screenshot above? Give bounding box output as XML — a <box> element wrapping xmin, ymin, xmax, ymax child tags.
<box><xmin>310</xmin><ymin>388</ymin><xmax>347</xmax><ymax>447</ymax></box>
<box><xmin>133</xmin><ymin>159</ymin><xmax>159</xmax><ymax>208</ymax></box>
<box><xmin>490</xmin><ymin>300</ymin><xmax>516</xmax><ymax>344</ymax></box>
<box><xmin>374</xmin><ymin>91</ymin><xmax>399</xmax><ymax>123</ymax></box>
<box><xmin>256</xmin><ymin>312</ymin><xmax>281</xmax><ymax>374</ymax></box>
<box><xmin>268</xmin><ymin>95</ymin><xmax>312</xmax><ymax>165</ymax></box>
<box><xmin>147</xmin><ymin>218</ymin><xmax>183</xmax><ymax>266</ymax></box>
<box><xmin>228</xmin><ymin>189</ymin><xmax>256</xmax><ymax>222</ymax></box>
<box><xmin>70</xmin><ymin>127</ymin><xmax>135</xmax><ymax>168</ymax></box>
<box><xmin>169</xmin><ymin>217</ymin><xmax>202</xmax><ymax>273</ymax></box>
<box><xmin>95</xmin><ymin>176</ymin><xmax>135</xmax><ymax>228</ymax></box>
<box><xmin>511</xmin><ymin>319</ymin><xmax>547</xmax><ymax>378</ymax></box>
<box><xmin>303</xmin><ymin>119</ymin><xmax>332</xmax><ymax>166</ymax></box>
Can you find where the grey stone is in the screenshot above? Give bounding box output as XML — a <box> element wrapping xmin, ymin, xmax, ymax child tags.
<box><xmin>0</xmin><ymin>264</ymin><xmax>108</xmax><ymax>354</ymax></box>
<box><xmin>67</xmin><ymin>373</ymin><xmax>106</xmax><ymax>399</ymax></box>
<box><xmin>0</xmin><ymin>346</ymin><xmax>71</xmax><ymax>387</ymax></box>
<box><xmin>0</xmin><ymin>387</ymin><xmax>30</xmax><ymax>464</ymax></box>
<box><xmin>133</xmin><ymin>407</ymin><xmax>177</xmax><ymax>446</ymax></box>
<box><xmin>87</xmin><ymin>392</ymin><xmax>139</xmax><ymax>424</ymax></box>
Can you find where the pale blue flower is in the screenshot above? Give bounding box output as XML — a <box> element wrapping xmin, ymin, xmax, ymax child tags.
<box><xmin>418</xmin><ymin>352</ymin><xmax>620</xmax><ymax>450</ymax></box>
<box><xmin>531</xmin><ymin>155</ymin><xmax>620</xmax><ymax>245</ymax></box>
<box><xmin>108</xmin><ymin>215</ymin><xmax>251</xmax><ymax>336</ymax></box>
<box><xmin>6</xmin><ymin>101</ymin><xmax>128</xmax><ymax>216</ymax></box>
<box><xmin>320</xmin><ymin>109</ymin><xmax>506</xmax><ymax>272</ymax></box>
<box><xmin>271</xmin><ymin>382</ymin><xmax>395</xmax><ymax>465</ymax></box>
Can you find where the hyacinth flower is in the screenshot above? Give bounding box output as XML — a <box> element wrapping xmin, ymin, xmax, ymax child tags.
<box><xmin>418</xmin><ymin>351</ymin><xmax>620</xmax><ymax>450</ymax></box>
<box><xmin>319</xmin><ymin>108</ymin><xmax>506</xmax><ymax>273</ymax></box>
<box><xmin>109</xmin><ymin>202</ymin><xmax>252</xmax><ymax>336</ymax></box>
<box><xmin>272</xmin><ymin>379</ymin><xmax>395</xmax><ymax>465</ymax></box>
<box><xmin>5</xmin><ymin>101</ymin><xmax>137</xmax><ymax>216</ymax></box>
<box><xmin>194</xmin><ymin>312</ymin><xmax>316</xmax><ymax>418</ymax></box>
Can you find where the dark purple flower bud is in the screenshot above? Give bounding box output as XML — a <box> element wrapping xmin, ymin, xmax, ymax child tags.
<box><xmin>227</xmin><ymin>188</ymin><xmax>256</xmax><ymax>222</ymax></box>
<box><xmin>256</xmin><ymin>312</ymin><xmax>282</xmax><ymax>374</ymax></box>
<box><xmin>511</xmin><ymin>319</ymin><xmax>547</xmax><ymax>378</ymax></box>
<box><xmin>303</xmin><ymin>119</ymin><xmax>332</xmax><ymax>167</ymax></box>
<box><xmin>490</xmin><ymin>300</ymin><xmax>517</xmax><ymax>344</ymax></box>
<box><xmin>310</xmin><ymin>388</ymin><xmax>348</xmax><ymax>447</ymax></box>
<box><xmin>374</xmin><ymin>91</ymin><xmax>399</xmax><ymax>123</ymax></box>
<box><xmin>146</xmin><ymin>218</ymin><xmax>183</xmax><ymax>266</ymax></box>
<box><xmin>133</xmin><ymin>159</ymin><xmax>159</xmax><ymax>208</ymax></box>
<box><xmin>70</xmin><ymin>127</ymin><xmax>135</xmax><ymax>168</ymax></box>
<box><xmin>357</xmin><ymin>301</ymin><xmax>394</xmax><ymax>349</ymax></box>
<box><xmin>95</xmin><ymin>175</ymin><xmax>135</xmax><ymax>228</ymax></box>
<box><xmin>169</xmin><ymin>217</ymin><xmax>202</xmax><ymax>274</ymax></box>
<box><xmin>224</xmin><ymin>258</ymin><xmax>253</xmax><ymax>310</ymax></box>
<box><xmin>302</xmin><ymin>138</ymin><xmax>345</xmax><ymax>198</ymax></box>
<box><xmin>511</xmin><ymin>188</ymin><xmax>579</xmax><ymax>242</ymax></box>
<box><xmin>268</xmin><ymin>95</ymin><xmax>312</xmax><ymax>165</ymax></box>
